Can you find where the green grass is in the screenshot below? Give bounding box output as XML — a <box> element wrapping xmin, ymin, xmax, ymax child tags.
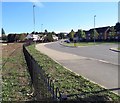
<box><xmin>26</xmin><ymin>44</ymin><xmax>120</xmax><ymax>101</ymax></box>
<box><xmin>64</xmin><ymin>42</ymin><xmax>119</xmax><ymax>47</ymax></box>
<box><xmin>2</xmin><ymin>47</ymin><xmax>32</xmax><ymax>101</ymax></box>
<box><xmin>118</xmin><ymin>48</ymin><xmax>120</xmax><ymax>50</ymax></box>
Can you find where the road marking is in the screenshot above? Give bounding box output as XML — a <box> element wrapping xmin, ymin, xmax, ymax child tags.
<box><xmin>99</xmin><ymin>60</ymin><xmax>109</xmax><ymax>63</ymax></box>
<box><xmin>86</xmin><ymin>57</ymin><xmax>118</xmax><ymax>66</ymax></box>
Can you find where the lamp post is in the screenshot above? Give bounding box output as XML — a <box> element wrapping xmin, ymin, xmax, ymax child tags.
<box><xmin>94</xmin><ymin>15</ymin><xmax>96</xmax><ymax>43</ymax></box>
<box><xmin>33</xmin><ymin>5</ymin><xmax>36</xmax><ymax>35</ymax></box>
<box><xmin>41</xmin><ymin>24</ymin><xmax>43</xmax><ymax>33</ymax></box>
<box><xmin>33</xmin><ymin>4</ymin><xmax>36</xmax><ymax>46</ymax></box>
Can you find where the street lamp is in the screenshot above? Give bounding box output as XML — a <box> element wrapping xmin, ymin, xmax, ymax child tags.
<box><xmin>94</xmin><ymin>15</ymin><xmax>96</xmax><ymax>43</ymax></box>
<box><xmin>41</xmin><ymin>24</ymin><xmax>43</xmax><ymax>33</ymax></box>
<box><xmin>33</xmin><ymin>4</ymin><xmax>36</xmax><ymax>46</ymax></box>
<box><xmin>33</xmin><ymin>4</ymin><xmax>36</xmax><ymax>35</ymax></box>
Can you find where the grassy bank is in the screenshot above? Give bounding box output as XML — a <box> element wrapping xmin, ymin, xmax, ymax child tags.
<box><xmin>27</xmin><ymin>44</ymin><xmax>120</xmax><ymax>101</ymax></box>
<box><xmin>63</xmin><ymin>42</ymin><xmax>119</xmax><ymax>47</ymax></box>
<box><xmin>2</xmin><ymin>43</ymin><xmax>33</xmax><ymax>101</ymax></box>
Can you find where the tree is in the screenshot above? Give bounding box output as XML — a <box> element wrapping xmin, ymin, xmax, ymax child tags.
<box><xmin>7</xmin><ymin>34</ymin><xmax>16</xmax><ymax>42</ymax></box>
<box><xmin>45</xmin><ymin>29</ymin><xmax>48</xmax><ymax>33</ymax></box>
<box><xmin>94</xmin><ymin>29</ymin><xmax>99</xmax><ymax>39</ymax></box>
<box><xmin>43</xmin><ymin>33</ymin><xmax>53</xmax><ymax>42</ymax></box>
<box><xmin>2</xmin><ymin>28</ymin><xmax>5</xmax><ymax>34</ymax></box>
<box><xmin>110</xmin><ymin>26</ymin><xmax>116</xmax><ymax>38</ymax></box>
<box><xmin>47</xmin><ymin>33</ymin><xmax>53</xmax><ymax>42</ymax></box>
<box><xmin>80</xmin><ymin>29</ymin><xmax>86</xmax><ymax>39</ymax></box>
<box><xmin>52</xmin><ymin>31</ymin><xmax>55</xmax><ymax>35</ymax></box>
<box><xmin>1</xmin><ymin>28</ymin><xmax>7</xmax><ymax>41</ymax></box>
<box><xmin>76</xmin><ymin>29</ymin><xmax>81</xmax><ymax>41</ymax></box>
<box><xmin>15</xmin><ymin>34</ymin><xmax>19</xmax><ymax>42</ymax></box>
<box><xmin>19</xmin><ymin>33</ymin><xmax>26</xmax><ymax>41</ymax></box>
<box><xmin>68</xmin><ymin>29</ymin><xmax>75</xmax><ymax>41</ymax></box>
<box><xmin>58</xmin><ymin>33</ymin><xmax>65</xmax><ymax>39</ymax></box>
<box><xmin>76</xmin><ymin>29</ymin><xmax>86</xmax><ymax>42</ymax></box>
<box><xmin>104</xmin><ymin>28</ymin><xmax>109</xmax><ymax>40</ymax></box>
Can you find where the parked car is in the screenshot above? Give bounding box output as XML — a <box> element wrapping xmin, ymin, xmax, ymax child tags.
<box><xmin>64</xmin><ymin>39</ymin><xmax>70</xmax><ymax>43</ymax></box>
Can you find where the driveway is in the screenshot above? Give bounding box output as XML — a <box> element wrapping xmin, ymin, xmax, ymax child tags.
<box><xmin>36</xmin><ymin>42</ymin><xmax>119</xmax><ymax>93</ymax></box>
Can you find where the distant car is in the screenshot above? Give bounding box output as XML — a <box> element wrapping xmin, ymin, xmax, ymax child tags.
<box><xmin>64</xmin><ymin>39</ymin><xmax>70</xmax><ymax>43</ymax></box>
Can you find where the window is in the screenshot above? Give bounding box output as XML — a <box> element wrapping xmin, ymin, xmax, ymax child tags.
<box><xmin>117</xmin><ymin>31</ymin><xmax>120</xmax><ymax>34</ymax></box>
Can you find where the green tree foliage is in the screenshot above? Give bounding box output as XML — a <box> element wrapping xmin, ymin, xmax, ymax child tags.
<box><xmin>45</xmin><ymin>29</ymin><xmax>48</xmax><ymax>33</ymax></box>
<box><xmin>14</xmin><ymin>34</ymin><xmax>20</xmax><ymax>42</ymax></box>
<box><xmin>110</xmin><ymin>26</ymin><xmax>116</xmax><ymax>37</ymax></box>
<box><xmin>47</xmin><ymin>33</ymin><xmax>53</xmax><ymax>42</ymax></box>
<box><xmin>2</xmin><ymin>28</ymin><xmax>5</xmax><ymax>34</ymax></box>
<box><xmin>58</xmin><ymin>33</ymin><xmax>65</xmax><ymax>39</ymax></box>
<box><xmin>7</xmin><ymin>34</ymin><xmax>16</xmax><ymax>42</ymax></box>
<box><xmin>76</xmin><ymin>29</ymin><xmax>81</xmax><ymax>39</ymax></box>
<box><xmin>76</xmin><ymin>29</ymin><xmax>86</xmax><ymax>42</ymax></box>
<box><xmin>68</xmin><ymin>29</ymin><xmax>75</xmax><ymax>41</ymax></box>
<box><xmin>7</xmin><ymin>33</ymin><xmax>27</xmax><ymax>42</ymax></box>
<box><xmin>80</xmin><ymin>29</ymin><xmax>86</xmax><ymax>39</ymax></box>
<box><xmin>51</xmin><ymin>31</ymin><xmax>55</xmax><ymax>35</ymax></box>
<box><xmin>43</xmin><ymin>30</ymin><xmax>54</xmax><ymax>42</ymax></box>
<box><xmin>91</xmin><ymin>29</ymin><xmax>99</xmax><ymax>39</ymax></box>
<box><xmin>94</xmin><ymin>29</ymin><xmax>99</xmax><ymax>39</ymax></box>
<box><xmin>19</xmin><ymin>33</ymin><xmax>26</xmax><ymax>41</ymax></box>
<box><xmin>1</xmin><ymin>28</ymin><xmax>7</xmax><ymax>40</ymax></box>
<box><xmin>44</xmin><ymin>33</ymin><xmax>53</xmax><ymax>42</ymax></box>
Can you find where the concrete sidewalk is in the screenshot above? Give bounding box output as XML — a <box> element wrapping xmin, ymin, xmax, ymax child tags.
<box><xmin>36</xmin><ymin>43</ymin><xmax>119</xmax><ymax>93</ymax></box>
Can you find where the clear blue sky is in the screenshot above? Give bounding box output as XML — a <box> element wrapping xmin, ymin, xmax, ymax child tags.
<box><xmin>2</xmin><ymin>2</ymin><xmax>118</xmax><ymax>34</ymax></box>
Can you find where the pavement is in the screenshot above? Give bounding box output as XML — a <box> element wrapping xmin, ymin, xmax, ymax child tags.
<box><xmin>36</xmin><ymin>42</ymin><xmax>119</xmax><ymax>94</ymax></box>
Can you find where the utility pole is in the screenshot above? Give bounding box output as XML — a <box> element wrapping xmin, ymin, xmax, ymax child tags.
<box><xmin>41</xmin><ymin>24</ymin><xmax>43</xmax><ymax>33</ymax></box>
<box><xmin>94</xmin><ymin>15</ymin><xmax>96</xmax><ymax>44</ymax></box>
<box><xmin>33</xmin><ymin>5</ymin><xmax>36</xmax><ymax>35</ymax></box>
<box><xmin>33</xmin><ymin>4</ymin><xmax>36</xmax><ymax>46</ymax></box>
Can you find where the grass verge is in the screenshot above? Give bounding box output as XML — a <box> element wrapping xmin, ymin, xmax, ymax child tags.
<box><xmin>27</xmin><ymin>44</ymin><xmax>120</xmax><ymax>101</ymax></box>
<box><xmin>2</xmin><ymin>43</ymin><xmax>33</xmax><ymax>101</ymax></box>
<box><xmin>63</xmin><ymin>42</ymin><xmax>119</xmax><ymax>47</ymax></box>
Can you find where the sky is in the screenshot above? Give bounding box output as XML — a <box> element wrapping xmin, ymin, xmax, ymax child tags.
<box><xmin>1</xmin><ymin>1</ymin><xmax>119</xmax><ymax>35</ymax></box>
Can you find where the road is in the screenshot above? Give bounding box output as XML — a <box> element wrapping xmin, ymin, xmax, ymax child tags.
<box><xmin>45</xmin><ymin>41</ymin><xmax>118</xmax><ymax>65</ymax></box>
<box><xmin>36</xmin><ymin>41</ymin><xmax>119</xmax><ymax>93</ymax></box>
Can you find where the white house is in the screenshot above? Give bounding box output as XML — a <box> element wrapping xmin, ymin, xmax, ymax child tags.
<box><xmin>26</xmin><ymin>34</ymin><xmax>40</xmax><ymax>41</ymax></box>
<box><xmin>52</xmin><ymin>35</ymin><xmax>58</xmax><ymax>41</ymax></box>
<box><xmin>33</xmin><ymin>35</ymin><xmax>40</xmax><ymax>41</ymax></box>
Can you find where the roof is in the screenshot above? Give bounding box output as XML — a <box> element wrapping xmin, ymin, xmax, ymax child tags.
<box><xmin>26</xmin><ymin>34</ymin><xmax>33</xmax><ymax>39</ymax></box>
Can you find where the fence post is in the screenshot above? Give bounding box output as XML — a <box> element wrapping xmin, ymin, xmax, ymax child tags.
<box><xmin>52</xmin><ymin>83</ymin><xmax>55</xmax><ymax>99</ymax></box>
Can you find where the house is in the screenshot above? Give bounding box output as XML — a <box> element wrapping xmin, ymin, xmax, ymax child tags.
<box><xmin>84</xmin><ymin>30</ymin><xmax>91</xmax><ymax>41</ymax></box>
<box><xmin>33</xmin><ymin>34</ymin><xmax>40</xmax><ymax>41</ymax></box>
<box><xmin>52</xmin><ymin>35</ymin><xmax>58</xmax><ymax>41</ymax></box>
<box><xmin>84</xmin><ymin>26</ymin><xmax>118</xmax><ymax>41</ymax></box>
<box><xmin>71</xmin><ymin>22</ymin><xmax>120</xmax><ymax>42</ymax></box>
<box><xmin>114</xmin><ymin>22</ymin><xmax>120</xmax><ymax>41</ymax></box>
<box><xmin>26</xmin><ymin>34</ymin><xmax>33</xmax><ymax>40</ymax></box>
<box><xmin>26</xmin><ymin>34</ymin><xmax>40</xmax><ymax>41</ymax></box>
<box><xmin>25</xmin><ymin>34</ymin><xmax>41</xmax><ymax>45</ymax></box>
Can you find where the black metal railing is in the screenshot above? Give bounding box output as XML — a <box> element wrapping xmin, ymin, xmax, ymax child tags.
<box><xmin>23</xmin><ymin>45</ymin><xmax>63</xmax><ymax>101</ymax></box>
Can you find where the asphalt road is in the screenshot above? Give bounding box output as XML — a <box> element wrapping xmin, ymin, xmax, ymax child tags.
<box><xmin>45</xmin><ymin>41</ymin><xmax>119</xmax><ymax>65</ymax></box>
<box><xmin>36</xmin><ymin>41</ymin><xmax>119</xmax><ymax>94</ymax></box>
